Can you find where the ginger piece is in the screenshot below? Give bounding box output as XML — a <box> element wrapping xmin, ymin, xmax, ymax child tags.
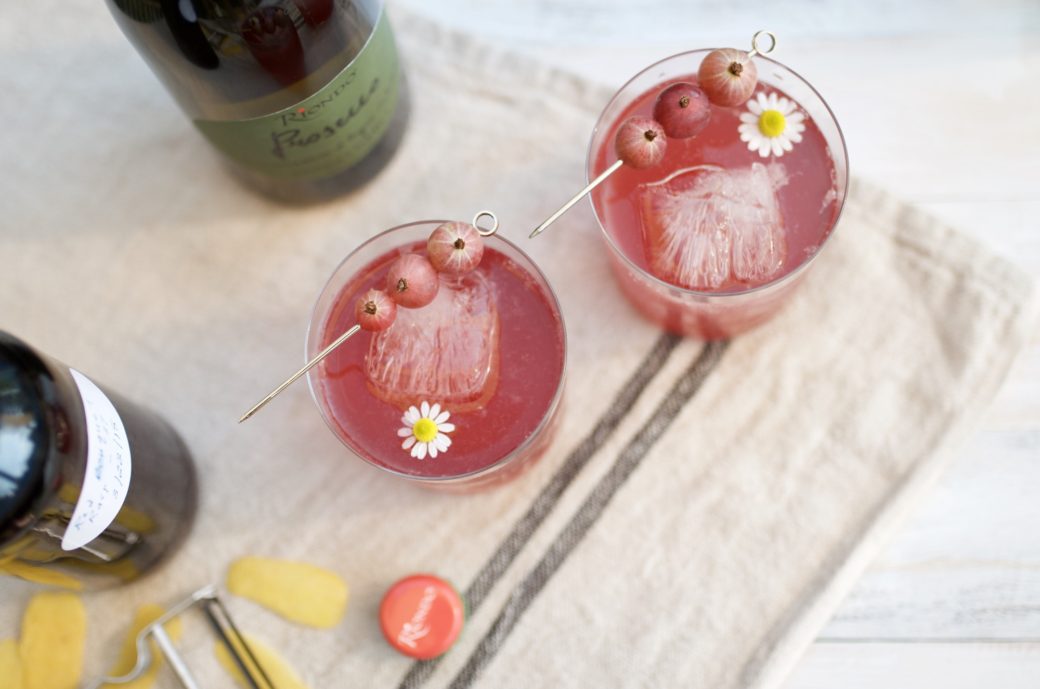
<box><xmin>18</xmin><ymin>593</ymin><xmax>86</xmax><ymax>689</ymax></box>
<box><xmin>227</xmin><ymin>557</ymin><xmax>348</xmax><ymax>628</ymax></box>
<box><xmin>0</xmin><ymin>560</ymin><xmax>84</xmax><ymax>591</ymax></box>
<box><xmin>0</xmin><ymin>639</ymin><xmax>22</xmax><ymax>689</ymax></box>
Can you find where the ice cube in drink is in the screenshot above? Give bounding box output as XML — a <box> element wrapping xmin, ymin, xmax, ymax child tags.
<box><xmin>639</xmin><ymin>162</ymin><xmax>790</xmax><ymax>291</ymax></box>
<box><xmin>366</xmin><ymin>269</ymin><xmax>500</xmax><ymax>412</ymax></box>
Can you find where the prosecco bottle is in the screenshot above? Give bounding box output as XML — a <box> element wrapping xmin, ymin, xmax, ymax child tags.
<box><xmin>105</xmin><ymin>0</ymin><xmax>407</xmax><ymax>202</ymax></box>
<box><xmin>0</xmin><ymin>331</ymin><xmax>197</xmax><ymax>589</ymax></box>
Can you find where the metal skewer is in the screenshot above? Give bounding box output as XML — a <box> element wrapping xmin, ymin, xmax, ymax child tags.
<box><xmin>529</xmin><ymin>159</ymin><xmax>622</xmax><ymax>238</ymax></box>
<box><xmin>529</xmin><ymin>30</ymin><xmax>776</xmax><ymax>239</ymax></box>
<box><xmin>747</xmin><ymin>29</ymin><xmax>777</xmax><ymax>58</ymax></box>
<box><xmin>239</xmin><ymin>324</ymin><xmax>360</xmax><ymax>423</ymax></box>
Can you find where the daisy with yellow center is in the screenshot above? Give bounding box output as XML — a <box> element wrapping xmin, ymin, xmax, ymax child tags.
<box><xmin>737</xmin><ymin>91</ymin><xmax>806</xmax><ymax>158</ymax></box>
<box><xmin>398</xmin><ymin>401</ymin><xmax>454</xmax><ymax>460</ymax></box>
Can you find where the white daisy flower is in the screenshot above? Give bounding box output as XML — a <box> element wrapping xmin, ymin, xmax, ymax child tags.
<box><xmin>737</xmin><ymin>91</ymin><xmax>806</xmax><ymax>158</ymax></box>
<box><xmin>397</xmin><ymin>401</ymin><xmax>455</xmax><ymax>460</ymax></box>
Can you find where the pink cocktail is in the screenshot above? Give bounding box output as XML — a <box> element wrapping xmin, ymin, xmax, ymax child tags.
<box><xmin>306</xmin><ymin>221</ymin><xmax>566</xmax><ymax>490</ymax></box>
<box><xmin>588</xmin><ymin>50</ymin><xmax>848</xmax><ymax>338</ymax></box>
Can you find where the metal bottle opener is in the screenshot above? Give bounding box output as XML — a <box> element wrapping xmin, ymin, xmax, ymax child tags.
<box><xmin>84</xmin><ymin>585</ymin><xmax>276</xmax><ymax>689</ymax></box>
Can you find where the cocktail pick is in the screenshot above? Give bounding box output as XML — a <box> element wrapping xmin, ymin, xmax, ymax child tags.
<box><xmin>529</xmin><ymin>30</ymin><xmax>776</xmax><ymax>239</ymax></box>
<box><xmin>239</xmin><ymin>211</ymin><xmax>501</xmax><ymax>423</ymax></box>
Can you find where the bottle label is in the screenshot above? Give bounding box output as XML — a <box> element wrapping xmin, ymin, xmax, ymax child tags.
<box><xmin>62</xmin><ymin>370</ymin><xmax>132</xmax><ymax>551</ymax></box>
<box><xmin>193</xmin><ymin>10</ymin><xmax>400</xmax><ymax>180</ymax></box>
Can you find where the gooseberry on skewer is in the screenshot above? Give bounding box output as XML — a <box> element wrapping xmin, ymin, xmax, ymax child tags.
<box><xmin>529</xmin><ymin>30</ymin><xmax>777</xmax><ymax>239</ymax></box>
<box><xmin>386</xmin><ymin>253</ymin><xmax>439</xmax><ymax>308</ymax></box>
<box><xmin>614</xmin><ymin>117</ymin><xmax>668</xmax><ymax>169</ymax></box>
<box><xmin>355</xmin><ymin>289</ymin><xmax>397</xmax><ymax>331</ymax></box>
<box><xmin>427</xmin><ymin>221</ymin><xmax>485</xmax><ymax>275</ymax></box>
<box><xmin>698</xmin><ymin>48</ymin><xmax>758</xmax><ymax>107</ymax></box>
<box><xmin>653</xmin><ymin>83</ymin><xmax>711</xmax><ymax>139</ymax></box>
<box><xmin>240</xmin><ymin>211</ymin><xmax>502</xmax><ymax>422</ymax></box>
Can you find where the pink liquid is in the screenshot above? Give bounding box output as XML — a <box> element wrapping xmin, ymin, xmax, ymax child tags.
<box><xmin>315</xmin><ymin>243</ymin><xmax>565</xmax><ymax>484</ymax></box>
<box><xmin>591</xmin><ymin>74</ymin><xmax>842</xmax><ymax>337</ymax></box>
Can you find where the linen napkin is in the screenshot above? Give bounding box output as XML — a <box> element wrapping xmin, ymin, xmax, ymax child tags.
<box><xmin>0</xmin><ymin>4</ymin><xmax>1034</xmax><ymax>689</ymax></box>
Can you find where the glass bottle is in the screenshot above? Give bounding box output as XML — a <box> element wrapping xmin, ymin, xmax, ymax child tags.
<box><xmin>0</xmin><ymin>331</ymin><xmax>197</xmax><ymax>589</ymax></box>
<box><xmin>104</xmin><ymin>0</ymin><xmax>408</xmax><ymax>202</ymax></box>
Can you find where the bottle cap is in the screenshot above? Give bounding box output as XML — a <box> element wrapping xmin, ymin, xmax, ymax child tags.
<box><xmin>379</xmin><ymin>574</ymin><xmax>464</xmax><ymax>659</ymax></box>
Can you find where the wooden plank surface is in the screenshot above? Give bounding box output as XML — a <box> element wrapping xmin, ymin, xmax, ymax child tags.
<box><xmin>786</xmin><ymin>642</ymin><xmax>1040</xmax><ymax>689</ymax></box>
<box><xmin>394</xmin><ymin>0</ymin><xmax>1040</xmax><ymax>682</ymax></box>
<box><xmin>822</xmin><ymin>430</ymin><xmax>1040</xmax><ymax>641</ymax></box>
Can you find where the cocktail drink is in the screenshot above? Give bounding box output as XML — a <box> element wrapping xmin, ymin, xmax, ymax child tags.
<box><xmin>586</xmin><ymin>44</ymin><xmax>848</xmax><ymax>338</ymax></box>
<box><xmin>306</xmin><ymin>220</ymin><xmax>566</xmax><ymax>490</ymax></box>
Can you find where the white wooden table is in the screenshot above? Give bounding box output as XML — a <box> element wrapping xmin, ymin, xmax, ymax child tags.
<box><xmin>393</xmin><ymin>1</ymin><xmax>1040</xmax><ymax>684</ymax></box>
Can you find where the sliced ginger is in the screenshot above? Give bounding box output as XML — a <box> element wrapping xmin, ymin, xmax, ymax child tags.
<box><xmin>18</xmin><ymin>592</ymin><xmax>86</xmax><ymax>689</ymax></box>
<box><xmin>102</xmin><ymin>604</ymin><xmax>184</xmax><ymax>689</ymax></box>
<box><xmin>227</xmin><ymin>557</ymin><xmax>348</xmax><ymax>629</ymax></box>
<box><xmin>0</xmin><ymin>639</ymin><xmax>23</xmax><ymax>689</ymax></box>
<box><xmin>214</xmin><ymin>634</ymin><xmax>309</xmax><ymax>689</ymax></box>
<box><xmin>0</xmin><ymin>560</ymin><xmax>84</xmax><ymax>591</ymax></box>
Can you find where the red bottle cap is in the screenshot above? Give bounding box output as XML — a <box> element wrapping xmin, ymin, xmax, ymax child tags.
<box><xmin>379</xmin><ymin>574</ymin><xmax>465</xmax><ymax>660</ymax></box>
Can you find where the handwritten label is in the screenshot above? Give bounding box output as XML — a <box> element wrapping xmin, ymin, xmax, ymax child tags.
<box><xmin>61</xmin><ymin>369</ymin><xmax>131</xmax><ymax>551</ymax></box>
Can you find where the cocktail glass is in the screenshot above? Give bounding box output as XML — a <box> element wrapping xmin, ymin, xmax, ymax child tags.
<box><xmin>306</xmin><ymin>221</ymin><xmax>566</xmax><ymax>491</ymax></box>
<box><xmin>586</xmin><ymin>49</ymin><xmax>848</xmax><ymax>339</ymax></box>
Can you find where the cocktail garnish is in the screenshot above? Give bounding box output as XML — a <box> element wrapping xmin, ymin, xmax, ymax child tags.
<box><xmin>614</xmin><ymin>117</ymin><xmax>667</xmax><ymax>169</ymax></box>
<box><xmin>398</xmin><ymin>401</ymin><xmax>455</xmax><ymax>459</ymax></box>
<box><xmin>738</xmin><ymin>91</ymin><xmax>806</xmax><ymax>158</ymax></box>
<box><xmin>387</xmin><ymin>254</ymin><xmax>440</xmax><ymax>308</ymax></box>
<box><xmin>356</xmin><ymin>289</ymin><xmax>397</xmax><ymax>331</ymax></box>
<box><xmin>699</xmin><ymin>47</ymin><xmax>759</xmax><ymax>107</ymax></box>
<box><xmin>653</xmin><ymin>83</ymin><xmax>712</xmax><ymax>139</ymax></box>
<box><xmin>238</xmin><ymin>211</ymin><xmax>500</xmax><ymax>423</ymax></box>
<box><xmin>529</xmin><ymin>30</ymin><xmax>777</xmax><ymax>239</ymax></box>
<box><xmin>427</xmin><ymin>221</ymin><xmax>485</xmax><ymax>275</ymax></box>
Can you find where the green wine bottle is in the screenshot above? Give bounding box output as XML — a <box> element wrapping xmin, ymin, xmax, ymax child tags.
<box><xmin>105</xmin><ymin>0</ymin><xmax>408</xmax><ymax>202</ymax></box>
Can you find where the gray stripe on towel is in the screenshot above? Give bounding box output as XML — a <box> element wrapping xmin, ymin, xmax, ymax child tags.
<box><xmin>446</xmin><ymin>340</ymin><xmax>729</xmax><ymax>689</ymax></box>
<box><xmin>397</xmin><ymin>332</ymin><xmax>683</xmax><ymax>689</ymax></box>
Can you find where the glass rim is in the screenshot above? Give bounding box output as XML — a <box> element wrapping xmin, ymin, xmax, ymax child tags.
<box><xmin>305</xmin><ymin>220</ymin><xmax>568</xmax><ymax>484</ymax></box>
<box><xmin>585</xmin><ymin>49</ymin><xmax>850</xmax><ymax>299</ymax></box>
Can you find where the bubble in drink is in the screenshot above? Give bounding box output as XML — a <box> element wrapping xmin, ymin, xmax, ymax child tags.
<box><xmin>638</xmin><ymin>162</ymin><xmax>789</xmax><ymax>290</ymax></box>
<box><xmin>365</xmin><ymin>271</ymin><xmax>500</xmax><ymax>411</ymax></box>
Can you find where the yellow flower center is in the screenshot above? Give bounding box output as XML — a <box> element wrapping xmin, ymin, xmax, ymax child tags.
<box><xmin>413</xmin><ymin>418</ymin><xmax>438</xmax><ymax>443</ymax></box>
<box><xmin>758</xmin><ymin>109</ymin><xmax>786</xmax><ymax>138</ymax></box>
